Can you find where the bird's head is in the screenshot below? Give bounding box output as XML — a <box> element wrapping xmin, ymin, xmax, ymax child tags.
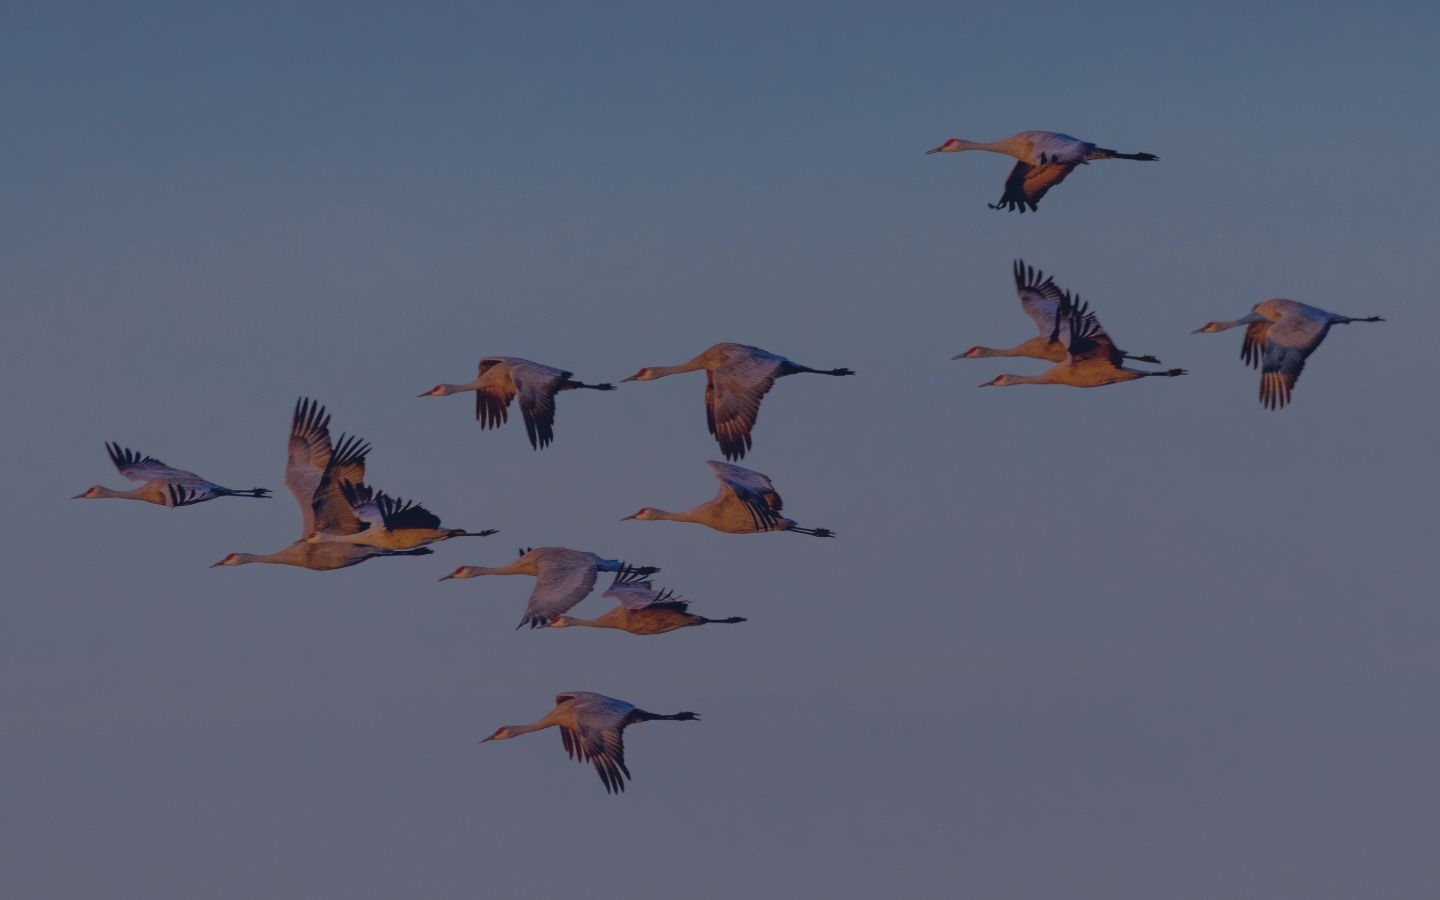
<box><xmin>71</xmin><ymin>485</ymin><xmax>104</xmax><ymax>500</ymax></box>
<box><xmin>926</xmin><ymin>138</ymin><xmax>966</xmax><ymax>155</ymax></box>
<box><xmin>978</xmin><ymin>374</ymin><xmax>1017</xmax><ymax>388</ymax></box>
<box><xmin>622</xmin><ymin>507</ymin><xmax>660</xmax><ymax>521</ymax></box>
<box><xmin>620</xmin><ymin>368</ymin><xmax>656</xmax><ymax>383</ymax></box>
<box><xmin>210</xmin><ymin>552</ymin><xmax>251</xmax><ymax>568</ymax></box>
<box><xmin>417</xmin><ymin>384</ymin><xmax>448</xmax><ymax>398</ymax></box>
<box><xmin>439</xmin><ymin>566</ymin><xmax>479</xmax><ymax>581</ymax></box>
<box><xmin>481</xmin><ymin>726</ymin><xmax>515</xmax><ymax>743</ymax></box>
<box><xmin>952</xmin><ymin>346</ymin><xmax>985</xmax><ymax>360</ymax></box>
<box><xmin>1191</xmin><ymin>322</ymin><xmax>1228</xmax><ymax>334</ymax></box>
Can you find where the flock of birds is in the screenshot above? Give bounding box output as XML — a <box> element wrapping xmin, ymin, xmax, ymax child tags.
<box><xmin>74</xmin><ymin>129</ymin><xmax>1385</xmax><ymax>793</ymax></box>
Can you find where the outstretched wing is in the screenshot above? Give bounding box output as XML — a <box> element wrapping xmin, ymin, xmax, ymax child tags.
<box><xmin>286</xmin><ymin>398</ymin><xmax>334</xmax><ymax>535</ymax></box>
<box><xmin>1059</xmin><ymin>296</ymin><xmax>1124</xmax><ymax>367</ymax></box>
<box><xmin>1258</xmin><ymin>314</ymin><xmax>1330</xmax><ymax>411</ymax></box>
<box><xmin>556</xmin><ymin>695</ymin><xmax>634</xmax><ymax>794</ymax></box>
<box><xmin>509</xmin><ymin>360</ymin><xmax>571</xmax><ymax>450</ymax></box>
<box><xmin>602</xmin><ymin>566</ymin><xmax>689</xmax><ymax>612</ymax></box>
<box><xmin>106</xmin><ymin>443</ymin><xmax>196</xmax><ymax>483</ymax></box>
<box><xmin>339</xmin><ymin>481</ymin><xmax>386</xmax><ymax>532</ymax></box>
<box><xmin>375</xmin><ymin>492</ymin><xmax>442</xmax><ymax>531</ymax></box>
<box><xmin>706</xmin><ymin>460</ymin><xmax>784</xmax><ymax>532</ymax></box>
<box><xmin>1012</xmin><ymin>259</ymin><xmax>1068</xmax><ymax>337</ymax></box>
<box><xmin>1241</xmin><ymin>322</ymin><xmax>1269</xmax><ymax>370</ymax></box>
<box><xmin>473</xmin><ymin>358</ymin><xmax>515</xmax><ymax>431</ymax></box>
<box><xmin>991</xmin><ymin>161</ymin><xmax>1077</xmax><ymax>213</ymax></box>
<box><xmin>519</xmin><ymin>552</ymin><xmax>599</xmax><ymax>629</ymax></box>
<box><xmin>309</xmin><ymin>432</ymin><xmax>371</xmax><ymax>536</ymax></box>
<box><xmin>706</xmin><ymin>353</ymin><xmax>783</xmax><ymax>461</ymax></box>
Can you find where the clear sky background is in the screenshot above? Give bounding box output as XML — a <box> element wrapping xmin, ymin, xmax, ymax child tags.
<box><xmin>4</xmin><ymin>2</ymin><xmax>1439</xmax><ymax>898</ymax></box>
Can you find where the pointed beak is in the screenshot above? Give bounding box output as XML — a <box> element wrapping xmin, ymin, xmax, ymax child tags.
<box><xmin>977</xmin><ymin>381</ymin><xmax>995</xmax><ymax>388</ymax></box>
<box><xmin>926</xmin><ymin>145</ymin><xmax>944</xmax><ymax>155</ymax></box>
<box><xmin>619</xmin><ymin>375</ymin><xmax>638</xmax><ymax>383</ymax></box>
<box><xmin>209</xmin><ymin>560</ymin><xmax>226</xmax><ymax>568</ymax></box>
<box><xmin>438</xmin><ymin>573</ymin><xmax>456</xmax><ymax>581</ymax></box>
<box><xmin>70</xmin><ymin>493</ymin><xmax>87</xmax><ymax>499</ymax></box>
<box><xmin>1190</xmin><ymin>327</ymin><xmax>1209</xmax><ymax>335</ymax></box>
<box><xmin>621</xmin><ymin>513</ymin><xmax>637</xmax><ymax>521</ymax></box>
<box><xmin>950</xmin><ymin>352</ymin><xmax>967</xmax><ymax>360</ymax></box>
<box><xmin>417</xmin><ymin>390</ymin><xmax>434</xmax><ymax>397</ymax></box>
<box><xmin>479</xmin><ymin>735</ymin><xmax>495</xmax><ymax>743</ymax></box>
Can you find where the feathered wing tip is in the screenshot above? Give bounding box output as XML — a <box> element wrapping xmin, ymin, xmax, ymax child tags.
<box><xmin>609</xmin><ymin>565</ymin><xmax>654</xmax><ymax>589</ymax></box>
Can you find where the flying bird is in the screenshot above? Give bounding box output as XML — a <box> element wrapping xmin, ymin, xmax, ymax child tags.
<box><xmin>548</xmin><ymin>567</ymin><xmax>747</xmax><ymax>635</ymax></box>
<box><xmin>482</xmin><ymin>691</ymin><xmax>698</xmax><ymax>794</ymax></box>
<box><xmin>73</xmin><ymin>443</ymin><xmax>270</xmax><ymax>507</ymax></box>
<box><xmin>1193</xmin><ymin>300</ymin><xmax>1384</xmax><ymax>409</ymax></box>
<box><xmin>623</xmin><ymin>460</ymin><xmax>834</xmax><ymax>537</ymax></box>
<box><xmin>440</xmin><ymin>547</ymin><xmax>659</xmax><ymax>629</ymax></box>
<box><xmin>620</xmin><ymin>342</ymin><xmax>854</xmax><ymax>460</ymax></box>
<box><xmin>979</xmin><ymin>294</ymin><xmax>1186</xmax><ymax>388</ymax></box>
<box><xmin>954</xmin><ymin>260</ymin><xmax>1162</xmax><ymax>364</ymax></box>
<box><xmin>418</xmin><ymin>357</ymin><xmax>614</xmax><ymax>450</ymax></box>
<box><xmin>306</xmin><ymin>482</ymin><xmax>497</xmax><ymax>550</ymax></box>
<box><xmin>211</xmin><ymin>398</ymin><xmax>433</xmax><ymax>570</ymax></box>
<box><xmin>926</xmin><ymin>130</ymin><xmax>1158</xmax><ymax>213</ymax></box>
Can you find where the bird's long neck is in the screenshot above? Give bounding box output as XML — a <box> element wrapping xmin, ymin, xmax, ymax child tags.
<box><xmin>94</xmin><ymin>485</ymin><xmax>147</xmax><ymax>500</ymax></box>
<box><xmin>1003</xmin><ymin>372</ymin><xmax>1058</xmax><ymax>386</ymax></box>
<box><xmin>647</xmin><ymin>359</ymin><xmax>708</xmax><ymax>379</ymax></box>
<box><xmin>470</xmin><ymin>560</ymin><xmax>530</xmax><ymax>576</ymax></box>
<box><xmin>952</xmin><ymin>137</ymin><xmax>1028</xmax><ymax>158</ymax></box>
<box><xmin>649</xmin><ymin>507</ymin><xmax>700</xmax><ymax>524</ymax></box>
<box><xmin>505</xmin><ymin>718</ymin><xmax>556</xmax><ymax>737</ymax></box>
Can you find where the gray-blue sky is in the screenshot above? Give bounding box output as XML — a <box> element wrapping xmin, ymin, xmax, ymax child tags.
<box><xmin>4</xmin><ymin>2</ymin><xmax>1439</xmax><ymax>897</ymax></box>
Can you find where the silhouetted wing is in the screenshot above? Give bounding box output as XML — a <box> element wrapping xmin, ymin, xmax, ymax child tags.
<box><xmin>603</xmin><ymin>567</ymin><xmax>687</xmax><ymax>611</ymax></box>
<box><xmin>707</xmin><ymin>353</ymin><xmax>783</xmax><ymax>461</ymax></box>
<box><xmin>1012</xmin><ymin>259</ymin><xmax>1068</xmax><ymax>336</ymax></box>
<box><xmin>375</xmin><ymin>491</ymin><xmax>442</xmax><ymax>531</ymax></box>
<box><xmin>991</xmin><ymin>161</ymin><xmax>1076</xmax><ymax>213</ymax></box>
<box><xmin>706</xmin><ymin>460</ymin><xmax>784</xmax><ymax>532</ymax></box>
<box><xmin>1259</xmin><ymin>314</ymin><xmax>1330</xmax><ymax>411</ymax></box>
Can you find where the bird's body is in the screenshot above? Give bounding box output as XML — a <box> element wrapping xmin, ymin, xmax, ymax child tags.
<box><xmin>482</xmin><ymin>691</ymin><xmax>699</xmax><ymax>794</ymax></box>
<box><xmin>440</xmin><ymin>547</ymin><xmax>658</xmax><ymax>629</ymax></box>
<box><xmin>624</xmin><ymin>460</ymin><xmax>834</xmax><ymax>537</ymax></box>
<box><xmin>211</xmin><ymin>398</ymin><xmax>432</xmax><ymax>571</ymax></box>
<box><xmin>1194</xmin><ymin>300</ymin><xmax>1383</xmax><ymax>409</ymax></box>
<box><xmin>307</xmin><ymin>482</ymin><xmax>496</xmax><ymax>550</ymax></box>
<box><xmin>927</xmin><ymin>130</ymin><xmax>1159</xmax><ymax>213</ymax></box>
<box><xmin>549</xmin><ymin>568</ymin><xmax>746</xmax><ymax>635</ymax></box>
<box><xmin>955</xmin><ymin>261</ymin><xmax>1162</xmax><ymax>365</ymax></box>
<box><xmin>74</xmin><ymin>443</ymin><xmax>271</xmax><ymax>507</ymax></box>
<box><xmin>981</xmin><ymin>294</ymin><xmax>1185</xmax><ymax>389</ymax></box>
<box><xmin>419</xmin><ymin>356</ymin><xmax>614</xmax><ymax>450</ymax></box>
<box><xmin>620</xmin><ymin>342</ymin><xmax>854</xmax><ymax>460</ymax></box>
